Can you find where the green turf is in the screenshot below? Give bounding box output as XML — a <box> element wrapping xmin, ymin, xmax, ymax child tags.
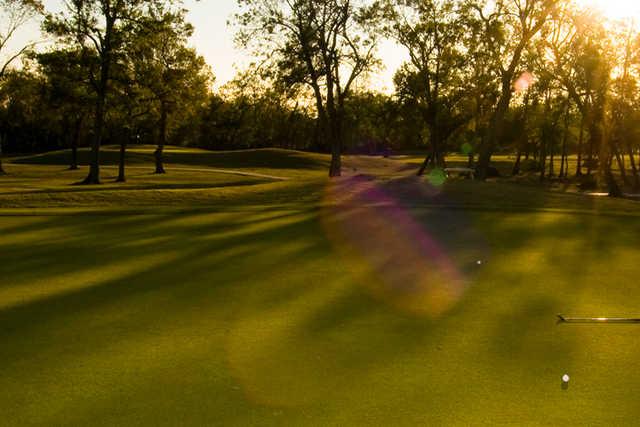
<box><xmin>1</xmin><ymin>148</ymin><xmax>640</xmax><ymax>425</ymax></box>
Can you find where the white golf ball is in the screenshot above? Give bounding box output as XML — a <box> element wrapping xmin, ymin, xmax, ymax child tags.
<box><xmin>477</xmin><ymin>260</ymin><xmax>483</xmax><ymax>265</ymax></box>
<box><xmin>562</xmin><ymin>374</ymin><xmax>570</xmax><ymax>383</ymax></box>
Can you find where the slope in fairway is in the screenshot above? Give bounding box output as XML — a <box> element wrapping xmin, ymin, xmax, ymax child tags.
<box><xmin>1</xmin><ymin>150</ymin><xmax>640</xmax><ymax>425</ymax></box>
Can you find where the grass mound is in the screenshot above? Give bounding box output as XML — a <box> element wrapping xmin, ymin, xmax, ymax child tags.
<box><xmin>13</xmin><ymin>146</ymin><xmax>330</xmax><ymax>172</ymax></box>
<box><xmin>1</xmin><ymin>148</ymin><xmax>640</xmax><ymax>424</ymax></box>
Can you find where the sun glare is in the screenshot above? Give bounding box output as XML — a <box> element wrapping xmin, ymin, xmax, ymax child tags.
<box><xmin>577</xmin><ymin>0</ymin><xmax>640</xmax><ymax>21</ymax></box>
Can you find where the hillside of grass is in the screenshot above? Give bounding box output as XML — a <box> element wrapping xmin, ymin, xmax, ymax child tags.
<box><xmin>1</xmin><ymin>147</ymin><xmax>333</xmax><ymax>209</ymax></box>
<box><xmin>3</xmin><ymin>147</ymin><xmax>640</xmax><ymax>214</ymax></box>
<box><xmin>1</xmin><ymin>147</ymin><xmax>640</xmax><ymax>425</ymax></box>
<box><xmin>12</xmin><ymin>146</ymin><xmax>329</xmax><ymax>174</ymax></box>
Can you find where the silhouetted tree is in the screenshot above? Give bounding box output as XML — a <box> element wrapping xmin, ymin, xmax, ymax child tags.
<box><xmin>0</xmin><ymin>0</ymin><xmax>43</xmax><ymax>174</ymax></box>
<box><xmin>465</xmin><ymin>0</ymin><xmax>557</xmax><ymax>180</ymax></box>
<box><xmin>129</xmin><ymin>3</ymin><xmax>210</xmax><ymax>174</ymax></box>
<box><xmin>37</xmin><ymin>48</ymin><xmax>93</xmax><ymax>170</ymax></box>
<box><xmin>380</xmin><ymin>0</ymin><xmax>468</xmax><ymax>174</ymax></box>
<box><xmin>236</xmin><ymin>0</ymin><xmax>380</xmax><ymax>176</ymax></box>
<box><xmin>44</xmin><ymin>0</ymin><xmax>149</xmax><ymax>184</ymax></box>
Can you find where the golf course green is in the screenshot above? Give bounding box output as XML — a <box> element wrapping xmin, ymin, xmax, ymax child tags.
<box><xmin>1</xmin><ymin>147</ymin><xmax>640</xmax><ymax>425</ymax></box>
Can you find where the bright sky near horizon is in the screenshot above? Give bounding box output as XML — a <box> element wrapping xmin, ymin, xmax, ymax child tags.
<box><xmin>9</xmin><ymin>0</ymin><xmax>250</xmax><ymax>88</ymax></box>
<box><xmin>5</xmin><ymin>0</ymin><xmax>404</xmax><ymax>92</ymax></box>
<box><xmin>4</xmin><ymin>0</ymin><xmax>640</xmax><ymax>93</ymax></box>
<box><xmin>579</xmin><ymin>0</ymin><xmax>640</xmax><ymax>20</ymax></box>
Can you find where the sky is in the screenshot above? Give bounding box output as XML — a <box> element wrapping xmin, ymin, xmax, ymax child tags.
<box><xmin>3</xmin><ymin>0</ymin><xmax>405</xmax><ymax>92</ymax></box>
<box><xmin>581</xmin><ymin>0</ymin><xmax>640</xmax><ymax>20</ymax></box>
<box><xmin>168</xmin><ymin>0</ymin><xmax>405</xmax><ymax>91</ymax></box>
<box><xmin>3</xmin><ymin>0</ymin><xmax>640</xmax><ymax>93</ymax></box>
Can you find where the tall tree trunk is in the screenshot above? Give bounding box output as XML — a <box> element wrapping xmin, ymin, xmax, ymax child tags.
<box><xmin>0</xmin><ymin>133</ymin><xmax>6</xmax><ymax>175</ymax></box>
<box><xmin>512</xmin><ymin>149</ymin><xmax>522</xmax><ymax>176</ymax></box>
<box><xmin>513</xmin><ymin>96</ymin><xmax>530</xmax><ymax>177</ymax></box>
<box><xmin>559</xmin><ymin>105</ymin><xmax>569</xmax><ymax>179</ymax></box>
<box><xmin>540</xmin><ymin>94</ymin><xmax>552</xmax><ymax>181</ymax></box>
<box><xmin>605</xmin><ymin>154</ymin><xmax>623</xmax><ymax>197</ymax></box>
<box><xmin>81</xmin><ymin>95</ymin><xmax>104</xmax><ymax>184</ymax></box>
<box><xmin>576</xmin><ymin>115</ymin><xmax>584</xmax><ymax>176</ymax></box>
<box><xmin>418</xmin><ymin>120</ymin><xmax>442</xmax><ymax>176</ymax></box>
<box><xmin>613</xmin><ymin>142</ymin><xmax>629</xmax><ymax>186</ymax></box>
<box><xmin>539</xmin><ymin>141</ymin><xmax>547</xmax><ymax>182</ymax></box>
<box><xmin>325</xmin><ymin>70</ymin><xmax>343</xmax><ymax>178</ymax></box>
<box><xmin>476</xmin><ymin>40</ymin><xmax>526</xmax><ymax>180</ymax></box>
<box><xmin>155</xmin><ymin>103</ymin><xmax>167</xmax><ymax>174</ymax></box>
<box><xmin>70</xmin><ymin>116</ymin><xmax>82</xmax><ymax>170</ymax></box>
<box><xmin>477</xmin><ymin>93</ymin><xmax>511</xmax><ymax>180</ymax></box>
<box><xmin>430</xmin><ymin>117</ymin><xmax>444</xmax><ymax>169</ymax></box>
<box><xmin>418</xmin><ymin>152</ymin><xmax>433</xmax><ymax>176</ymax></box>
<box><xmin>587</xmin><ymin>118</ymin><xmax>596</xmax><ymax>177</ymax></box>
<box><xmin>329</xmin><ymin>140</ymin><xmax>341</xmax><ymax>177</ymax></box>
<box><xmin>626</xmin><ymin>142</ymin><xmax>639</xmax><ymax>190</ymax></box>
<box><xmin>548</xmin><ymin>107</ymin><xmax>558</xmax><ymax>178</ymax></box>
<box><xmin>81</xmin><ymin>17</ymin><xmax>114</xmax><ymax>185</ymax></box>
<box><xmin>116</xmin><ymin>129</ymin><xmax>128</xmax><ymax>182</ymax></box>
<box><xmin>593</xmin><ymin>111</ymin><xmax>620</xmax><ymax>197</ymax></box>
<box><xmin>562</xmin><ymin>151</ymin><xmax>570</xmax><ymax>179</ymax></box>
<box><xmin>328</xmin><ymin>116</ymin><xmax>342</xmax><ymax>177</ymax></box>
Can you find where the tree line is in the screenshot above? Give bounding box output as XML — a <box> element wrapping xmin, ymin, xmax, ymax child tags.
<box><xmin>1</xmin><ymin>0</ymin><xmax>640</xmax><ymax>195</ymax></box>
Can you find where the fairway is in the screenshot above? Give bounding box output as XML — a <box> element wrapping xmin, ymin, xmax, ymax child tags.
<box><xmin>1</xmin><ymin>148</ymin><xmax>640</xmax><ymax>425</ymax></box>
<box><xmin>7</xmin><ymin>0</ymin><xmax>640</xmax><ymax>423</ymax></box>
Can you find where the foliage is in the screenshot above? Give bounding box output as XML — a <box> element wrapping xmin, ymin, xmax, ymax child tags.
<box><xmin>235</xmin><ymin>0</ymin><xmax>382</xmax><ymax>176</ymax></box>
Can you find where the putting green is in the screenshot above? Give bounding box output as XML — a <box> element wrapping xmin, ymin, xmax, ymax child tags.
<box><xmin>1</xmin><ymin>149</ymin><xmax>640</xmax><ymax>425</ymax></box>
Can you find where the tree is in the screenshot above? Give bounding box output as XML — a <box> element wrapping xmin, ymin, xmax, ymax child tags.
<box><xmin>460</xmin><ymin>9</ymin><xmax>501</xmax><ymax>170</ymax></box>
<box><xmin>129</xmin><ymin>3</ymin><xmax>210</xmax><ymax>174</ymax></box>
<box><xmin>189</xmin><ymin>71</ymin><xmax>316</xmax><ymax>151</ymax></box>
<box><xmin>44</xmin><ymin>0</ymin><xmax>147</xmax><ymax>184</ymax></box>
<box><xmin>542</xmin><ymin>6</ymin><xmax>597</xmax><ymax>177</ymax></box>
<box><xmin>510</xmin><ymin>89</ymin><xmax>533</xmax><ymax>175</ymax></box>
<box><xmin>0</xmin><ymin>0</ymin><xmax>43</xmax><ymax>174</ymax></box>
<box><xmin>542</xmin><ymin>5</ymin><xmax>622</xmax><ymax>195</ymax></box>
<box><xmin>381</xmin><ymin>0</ymin><xmax>468</xmax><ymax>175</ymax></box>
<box><xmin>109</xmin><ymin>64</ymin><xmax>149</xmax><ymax>182</ymax></box>
<box><xmin>465</xmin><ymin>0</ymin><xmax>557</xmax><ymax>180</ymax></box>
<box><xmin>236</xmin><ymin>0</ymin><xmax>380</xmax><ymax>177</ymax></box>
<box><xmin>0</xmin><ymin>69</ymin><xmax>50</xmax><ymax>154</ymax></box>
<box><xmin>0</xmin><ymin>0</ymin><xmax>43</xmax><ymax>78</ymax></box>
<box><xmin>609</xmin><ymin>21</ymin><xmax>640</xmax><ymax>190</ymax></box>
<box><xmin>37</xmin><ymin>48</ymin><xmax>93</xmax><ymax>170</ymax></box>
<box><xmin>342</xmin><ymin>91</ymin><xmax>399</xmax><ymax>153</ymax></box>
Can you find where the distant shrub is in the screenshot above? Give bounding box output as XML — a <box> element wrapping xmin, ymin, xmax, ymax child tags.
<box><xmin>582</xmin><ymin>158</ymin><xmax>599</xmax><ymax>170</ymax></box>
<box><xmin>578</xmin><ymin>174</ymin><xmax>598</xmax><ymax>190</ymax></box>
<box><xmin>520</xmin><ymin>159</ymin><xmax>540</xmax><ymax>172</ymax></box>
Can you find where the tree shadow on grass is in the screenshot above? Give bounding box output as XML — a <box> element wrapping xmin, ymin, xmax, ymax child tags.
<box><xmin>0</xmin><ymin>204</ymin><xmax>467</xmax><ymax>420</ymax></box>
<box><xmin>0</xmin><ymin>172</ymin><xmax>326</xmax><ymax>209</ymax></box>
<box><xmin>2</xmin><ymin>190</ymin><xmax>640</xmax><ymax>423</ymax></box>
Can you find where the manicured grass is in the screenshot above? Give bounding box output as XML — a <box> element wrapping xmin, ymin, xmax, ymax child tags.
<box><xmin>1</xmin><ymin>148</ymin><xmax>640</xmax><ymax>425</ymax></box>
<box><xmin>11</xmin><ymin>145</ymin><xmax>330</xmax><ymax>177</ymax></box>
<box><xmin>1</xmin><ymin>146</ymin><xmax>328</xmax><ymax>208</ymax></box>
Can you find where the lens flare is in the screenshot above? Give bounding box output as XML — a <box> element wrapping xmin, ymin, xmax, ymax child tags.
<box><xmin>321</xmin><ymin>175</ymin><xmax>471</xmax><ymax>317</ymax></box>
<box><xmin>225</xmin><ymin>174</ymin><xmax>489</xmax><ymax>408</ymax></box>
<box><xmin>427</xmin><ymin>168</ymin><xmax>447</xmax><ymax>187</ymax></box>
<box><xmin>514</xmin><ymin>71</ymin><xmax>535</xmax><ymax>93</ymax></box>
<box><xmin>461</xmin><ymin>142</ymin><xmax>474</xmax><ymax>156</ymax></box>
